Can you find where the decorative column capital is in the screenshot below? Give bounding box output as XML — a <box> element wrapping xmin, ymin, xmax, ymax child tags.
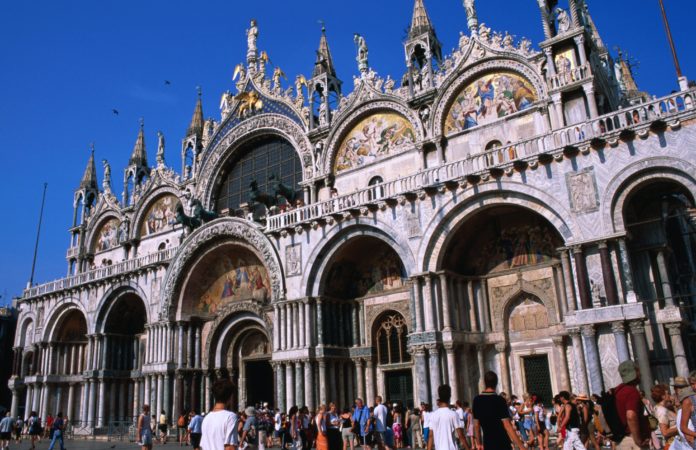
<box><xmin>408</xmin><ymin>346</ymin><xmax>426</xmax><ymax>356</ymax></box>
<box><xmin>665</xmin><ymin>323</ymin><xmax>683</xmax><ymax>335</ymax></box>
<box><xmin>551</xmin><ymin>336</ymin><xmax>565</xmax><ymax>346</ymax></box>
<box><xmin>494</xmin><ymin>342</ymin><xmax>508</xmax><ymax>353</ymax></box>
<box><xmin>611</xmin><ymin>321</ymin><xmax>625</xmax><ymax>334</ymax></box>
<box><xmin>443</xmin><ymin>343</ymin><xmax>456</xmax><ymax>353</ymax></box>
<box><xmin>567</xmin><ymin>327</ymin><xmax>581</xmax><ymax>337</ymax></box>
<box><xmin>628</xmin><ymin>320</ymin><xmax>646</xmax><ymax>335</ymax></box>
<box><xmin>573</xmin><ymin>34</ymin><xmax>585</xmax><ymax>46</ymax></box>
<box><xmin>580</xmin><ymin>324</ymin><xmax>595</xmax><ymax>337</ymax></box>
<box><xmin>597</xmin><ymin>240</ymin><xmax>608</xmax><ymax>250</ymax></box>
<box><xmin>424</xmin><ymin>343</ymin><xmax>439</xmax><ymax>353</ymax></box>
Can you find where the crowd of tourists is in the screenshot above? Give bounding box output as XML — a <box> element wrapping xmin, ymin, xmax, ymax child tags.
<box><xmin>136</xmin><ymin>361</ymin><xmax>696</xmax><ymax>450</ymax></box>
<box><xmin>0</xmin><ymin>410</ymin><xmax>68</xmax><ymax>450</ymax></box>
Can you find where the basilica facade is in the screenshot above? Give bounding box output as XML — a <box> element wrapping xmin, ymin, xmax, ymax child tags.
<box><xmin>9</xmin><ymin>0</ymin><xmax>696</xmax><ymax>431</ymax></box>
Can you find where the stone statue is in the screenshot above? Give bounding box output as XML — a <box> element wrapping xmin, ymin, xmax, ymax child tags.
<box><xmin>458</xmin><ymin>31</ymin><xmax>470</xmax><ymax>50</ymax></box>
<box><xmin>354</xmin><ymin>34</ymin><xmax>369</xmax><ymax>73</ymax></box>
<box><xmin>518</xmin><ymin>38</ymin><xmax>532</xmax><ymax>54</ymax></box>
<box><xmin>590</xmin><ymin>280</ymin><xmax>602</xmax><ymax>307</ymax></box>
<box><xmin>272</xmin><ymin>67</ymin><xmax>286</xmax><ymax>93</ymax></box>
<box><xmin>156</xmin><ymin>130</ymin><xmax>165</xmax><ymax>166</ymax></box>
<box><xmin>117</xmin><ymin>218</ymin><xmax>130</xmax><ymax>243</ymax></box>
<box><xmin>102</xmin><ymin>159</ymin><xmax>111</xmax><ymax>190</ymax></box>
<box><xmin>384</xmin><ymin>75</ymin><xmax>395</xmax><ymax>93</ymax></box>
<box><xmin>318</xmin><ymin>101</ymin><xmax>328</xmax><ymax>126</ymax></box>
<box><xmin>247</xmin><ymin>19</ymin><xmax>258</xmax><ymax>55</ymax></box>
<box><xmin>555</xmin><ymin>7</ymin><xmax>571</xmax><ymax>34</ymax></box>
<box><xmin>502</xmin><ymin>33</ymin><xmax>514</xmax><ymax>49</ymax></box>
<box><xmin>463</xmin><ymin>0</ymin><xmax>478</xmax><ymax>33</ymax></box>
<box><xmin>478</xmin><ymin>23</ymin><xmax>491</xmax><ymax>41</ymax></box>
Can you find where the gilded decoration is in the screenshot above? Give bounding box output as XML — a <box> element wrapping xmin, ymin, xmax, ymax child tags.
<box><xmin>334</xmin><ymin>113</ymin><xmax>416</xmax><ymax>173</ymax></box>
<box><xmin>475</xmin><ymin>224</ymin><xmax>557</xmax><ymax>274</ymax></box>
<box><xmin>443</xmin><ymin>71</ymin><xmax>537</xmax><ymax>135</ymax></box>
<box><xmin>95</xmin><ymin>218</ymin><xmax>120</xmax><ymax>252</ymax></box>
<box><xmin>324</xmin><ymin>244</ymin><xmax>405</xmax><ymax>299</ymax></box>
<box><xmin>185</xmin><ymin>246</ymin><xmax>270</xmax><ymax>316</ymax></box>
<box><xmin>140</xmin><ymin>195</ymin><xmax>180</xmax><ymax>236</ymax></box>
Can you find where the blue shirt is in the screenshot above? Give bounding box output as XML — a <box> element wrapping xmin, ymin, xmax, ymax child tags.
<box><xmin>188</xmin><ymin>415</ymin><xmax>203</xmax><ymax>434</ymax></box>
<box><xmin>352</xmin><ymin>406</ymin><xmax>370</xmax><ymax>436</ymax></box>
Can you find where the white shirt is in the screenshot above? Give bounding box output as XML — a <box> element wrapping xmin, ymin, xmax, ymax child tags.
<box><xmin>274</xmin><ymin>413</ymin><xmax>281</xmax><ymax>432</ymax></box>
<box><xmin>429</xmin><ymin>407</ymin><xmax>462</xmax><ymax>450</ymax></box>
<box><xmin>200</xmin><ymin>410</ymin><xmax>239</xmax><ymax>450</ymax></box>
<box><xmin>423</xmin><ymin>411</ymin><xmax>431</xmax><ymax>429</ymax></box>
<box><xmin>374</xmin><ymin>404</ymin><xmax>388</xmax><ymax>432</ymax></box>
<box><xmin>455</xmin><ymin>408</ymin><xmax>465</xmax><ymax>428</ymax></box>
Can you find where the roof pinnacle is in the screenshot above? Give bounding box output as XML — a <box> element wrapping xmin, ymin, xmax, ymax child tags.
<box><xmin>129</xmin><ymin>120</ymin><xmax>148</xmax><ymax>168</ymax></box>
<box><xmin>80</xmin><ymin>144</ymin><xmax>98</xmax><ymax>190</ymax></box>
<box><xmin>313</xmin><ymin>22</ymin><xmax>337</xmax><ymax>78</ymax></box>
<box><xmin>187</xmin><ymin>87</ymin><xmax>204</xmax><ymax>138</ymax></box>
<box><xmin>409</xmin><ymin>0</ymin><xmax>434</xmax><ymax>38</ymax></box>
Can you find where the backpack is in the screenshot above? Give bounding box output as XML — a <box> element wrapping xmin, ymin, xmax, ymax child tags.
<box><xmin>597</xmin><ymin>389</ymin><xmax>626</xmax><ymax>444</ymax></box>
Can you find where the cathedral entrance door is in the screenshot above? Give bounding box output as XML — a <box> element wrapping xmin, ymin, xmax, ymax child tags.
<box><xmin>245</xmin><ymin>359</ymin><xmax>273</xmax><ymax>407</ymax></box>
<box><xmin>385</xmin><ymin>370</ymin><xmax>413</xmax><ymax>408</ymax></box>
<box><xmin>523</xmin><ymin>355</ymin><xmax>553</xmax><ymax>406</ymax></box>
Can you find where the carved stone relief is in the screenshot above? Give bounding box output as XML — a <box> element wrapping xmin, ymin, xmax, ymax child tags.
<box><xmin>285</xmin><ymin>244</ymin><xmax>302</xmax><ymax>277</ymax></box>
<box><xmin>566</xmin><ymin>167</ymin><xmax>599</xmax><ymax>214</ymax></box>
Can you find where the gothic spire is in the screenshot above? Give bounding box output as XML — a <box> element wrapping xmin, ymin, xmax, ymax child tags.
<box><xmin>312</xmin><ymin>24</ymin><xmax>337</xmax><ymax>78</ymax></box>
<box><xmin>129</xmin><ymin>119</ymin><xmax>148</xmax><ymax>167</ymax></box>
<box><xmin>187</xmin><ymin>87</ymin><xmax>204</xmax><ymax>138</ymax></box>
<box><xmin>79</xmin><ymin>144</ymin><xmax>98</xmax><ymax>190</ymax></box>
<box><xmin>409</xmin><ymin>0</ymin><xmax>435</xmax><ymax>38</ymax></box>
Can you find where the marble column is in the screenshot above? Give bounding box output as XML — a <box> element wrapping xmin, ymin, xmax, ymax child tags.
<box><xmin>177</xmin><ymin>323</ymin><xmax>185</xmax><ymax>368</ymax></box>
<box><xmin>55</xmin><ymin>385</ymin><xmax>63</xmax><ymax>416</ymax></box>
<box><xmin>40</xmin><ymin>383</ymin><xmax>50</xmax><ymax>422</ymax></box>
<box><xmin>569</xmin><ymin>329</ymin><xmax>589</xmax><ymax>395</ymax></box>
<box><xmin>80</xmin><ymin>381</ymin><xmax>89</xmax><ymax>424</ymax></box>
<box><xmin>629</xmin><ymin>321</ymin><xmax>653</xmax><ymax>394</ymax></box>
<box><xmin>423</xmin><ymin>276</ymin><xmax>435</xmax><ymax>331</ymax></box>
<box><xmin>365</xmin><ymin>358</ymin><xmax>375</xmax><ymax>406</ymax></box>
<box><xmin>355</xmin><ymin>359</ymin><xmax>366</xmax><ymax>401</ymax></box>
<box><xmin>581</xmin><ymin>325</ymin><xmax>603</xmax><ymax>394</ymax></box>
<box><xmin>304</xmin><ymin>361</ymin><xmax>314</xmax><ymax>409</ymax></box>
<box><xmin>496</xmin><ymin>343</ymin><xmax>511</xmax><ymax>395</ymax></box>
<box><xmin>599</xmin><ymin>241</ymin><xmax>619</xmax><ymax>306</ymax></box>
<box><xmin>573</xmin><ymin>246</ymin><xmax>592</xmax><ymax>309</ymax></box>
<box><xmin>97</xmin><ymin>380</ymin><xmax>106</xmax><ymax>427</ymax></box>
<box><xmin>295</xmin><ymin>362</ymin><xmax>304</xmax><ymax>408</ymax></box>
<box><xmin>10</xmin><ymin>389</ymin><xmax>18</xmax><ymax>418</ymax></box>
<box><xmin>666</xmin><ymin>323</ymin><xmax>689</xmax><ymax>378</ymax></box>
<box><xmin>616</xmin><ymin>238</ymin><xmax>637</xmax><ymax>302</ymax></box>
<box><xmin>273</xmin><ymin>306</ymin><xmax>280</xmax><ymax>351</ymax></box>
<box><xmin>31</xmin><ymin>384</ymin><xmax>40</xmax><ymax>415</ymax></box>
<box><xmin>427</xmin><ymin>346</ymin><xmax>442</xmax><ymax>404</ymax></box>
<box><xmin>25</xmin><ymin>385</ymin><xmax>33</xmax><ymax>420</ymax></box>
<box><xmin>583</xmin><ymin>84</ymin><xmax>599</xmax><ymax>119</ymax></box>
<box><xmin>67</xmin><ymin>383</ymin><xmax>75</xmax><ymax>421</ymax></box>
<box><xmin>480</xmin><ymin>279</ymin><xmax>491</xmax><ymax>332</ymax></box>
<box><xmin>164</xmin><ymin>374</ymin><xmax>171</xmax><ymax>420</ymax></box>
<box><xmin>412</xmin><ymin>278</ymin><xmax>424</xmax><ymax>333</ymax></box>
<box><xmin>439</xmin><ymin>274</ymin><xmax>453</xmax><ymax>331</ymax></box>
<box><xmin>133</xmin><ymin>379</ymin><xmax>141</xmax><ymax>418</ymax></box>
<box><xmin>611</xmin><ymin>322</ymin><xmax>630</xmax><ymax>363</ymax></box>
<box><xmin>88</xmin><ymin>380</ymin><xmax>97</xmax><ymax>426</ymax></box>
<box><xmin>444</xmin><ymin>345</ymin><xmax>459</xmax><ymax>400</ymax></box>
<box><xmin>281</xmin><ymin>306</ymin><xmax>288</xmax><ymax>349</ymax></box>
<box><xmin>656</xmin><ymin>249</ymin><xmax>675</xmax><ymax>306</ymax></box>
<box><xmin>305</xmin><ymin>302</ymin><xmax>314</xmax><ymax>347</ymax></box>
<box><xmin>286</xmin><ymin>362</ymin><xmax>295</xmax><ymax>408</ymax></box>
<box><xmin>109</xmin><ymin>381</ymin><xmax>117</xmax><ymax>423</ymax></box>
<box><xmin>318</xmin><ymin>361</ymin><xmax>327</xmax><ymax>405</ymax></box>
<box><xmin>467</xmin><ymin>281</ymin><xmax>479</xmax><ymax>332</ymax></box>
<box><xmin>552</xmin><ymin>337</ymin><xmax>571</xmax><ymax>390</ymax></box>
<box><xmin>476</xmin><ymin>345</ymin><xmax>486</xmax><ymax>391</ymax></box>
<box><xmin>194</xmin><ymin>327</ymin><xmax>202</xmax><ymax>368</ymax></box>
<box><xmin>299</xmin><ymin>303</ymin><xmax>306</xmax><ymax>348</ymax></box>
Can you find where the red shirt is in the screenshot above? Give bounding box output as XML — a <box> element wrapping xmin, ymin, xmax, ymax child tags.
<box><xmin>614</xmin><ymin>383</ymin><xmax>650</xmax><ymax>441</ymax></box>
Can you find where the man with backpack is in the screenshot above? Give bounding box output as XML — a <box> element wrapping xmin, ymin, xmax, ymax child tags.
<box><xmin>47</xmin><ymin>412</ymin><xmax>65</xmax><ymax>450</ymax></box>
<box><xmin>613</xmin><ymin>360</ymin><xmax>651</xmax><ymax>449</ymax></box>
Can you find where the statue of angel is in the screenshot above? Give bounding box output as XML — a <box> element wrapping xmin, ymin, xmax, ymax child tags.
<box><xmin>354</xmin><ymin>33</ymin><xmax>369</xmax><ymax>72</ymax></box>
<box><xmin>156</xmin><ymin>131</ymin><xmax>165</xmax><ymax>165</ymax></box>
<box><xmin>247</xmin><ymin>19</ymin><xmax>258</xmax><ymax>54</ymax></box>
<box><xmin>272</xmin><ymin>67</ymin><xmax>287</xmax><ymax>92</ymax></box>
<box><xmin>555</xmin><ymin>8</ymin><xmax>571</xmax><ymax>34</ymax></box>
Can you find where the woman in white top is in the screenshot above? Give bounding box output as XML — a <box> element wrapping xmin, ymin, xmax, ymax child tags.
<box><xmin>137</xmin><ymin>405</ymin><xmax>153</xmax><ymax>450</ymax></box>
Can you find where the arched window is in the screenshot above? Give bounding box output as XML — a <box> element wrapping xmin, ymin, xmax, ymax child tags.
<box><xmin>375</xmin><ymin>313</ymin><xmax>410</xmax><ymax>365</ymax></box>
<box><xmin>215</xmin><ymin>137</ymin><xmax>303</xmax><ymax>213</ymax></box>
<box><xmin>368</xmin><ymin>176</ymin><xmax>385</xmax><ymax>200</ymax></box>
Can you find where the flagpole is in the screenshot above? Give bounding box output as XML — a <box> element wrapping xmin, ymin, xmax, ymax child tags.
<box><xmin>658</xmin><ymin>0</ymin><xmax>687</xmax><ymax>90</ymax></box>
<box><xmin>29</xmin><ymin>182</ymin><xmax>48</xmax><ymax>288</ymax></box>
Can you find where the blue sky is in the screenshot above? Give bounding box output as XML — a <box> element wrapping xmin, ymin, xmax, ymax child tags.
<box><xmin>0</xmin><ymin>0</ymin><xmax>694</xmax><ymax>302</ymax></box>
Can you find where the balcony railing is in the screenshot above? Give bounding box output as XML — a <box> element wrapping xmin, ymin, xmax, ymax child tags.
<box><xmin>267</xmin><ymin>88</ymin><xmax>696</xmax><ymax>232</ymax></box>
<box><xmin>547</xmin><ymin>63</ymin><xmax>592</xmax><ymax>91</ymax></box>
<box><xmin>24</xmin><ymin>247</ymin><xmax>178</xmax><ymax>298</ymax></box>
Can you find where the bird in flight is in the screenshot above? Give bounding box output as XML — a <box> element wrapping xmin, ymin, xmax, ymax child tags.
<box><xmin>164</xmin><ymin>80</ymin><xmax>172</xmax><ymax>85</ymax></box>
<box><xmin>112</xmin><ymin>109</ymin><xmax>119</xmax><ymax>115</ymax></box>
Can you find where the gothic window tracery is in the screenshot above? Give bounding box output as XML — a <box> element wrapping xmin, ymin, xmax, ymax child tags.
<box><xmin>375</xmin><ymin>313</ymin><xmax>410</xmax><ymax>365</ymax></box>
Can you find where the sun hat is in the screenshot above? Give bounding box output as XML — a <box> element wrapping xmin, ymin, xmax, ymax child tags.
<box><xmin>618</xmin><ymin>360</ymin><xmax>639</xmax><ymax>384</ymax></box>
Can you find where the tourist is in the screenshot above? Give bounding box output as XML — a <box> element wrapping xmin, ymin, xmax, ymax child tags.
<box><xmin>13</xmin><ymin>416</ymin><xmax>22</xmax><ymax>445</ymax></box>
<box><xmin>0</xmin><ymin>412</ymin><xmax>14</xmax><ymax>450</ymax></box>
<box><xmin>391</xmin><ymin>404</ymin><xmax>403</xmax><ymax>449</ymax></box>
<box><xmin>188</xmin><ymin>410</ymin><xmax>203</xmax><ymax>450</ymax></box>
<box><xmin>352</xmin><ymin>398</ymin><xmax>370</xmax><ymax>449</ymax></box>
<box><xmin>340</xmin><ymin>408</ymin><xmax>354</xmax><ymax>450</ymax></box>
<box><xmin>178</xmin><ymin>412</ymin><xmax>188</xmax><ymax>446</ymax></box>
<box><xmin>521</xmin><ymin>394</ymin><xmax>536</xmax><ymax>447</ymax></box>
<box><xmin>472</xmin><ymin>371</ymin><xmax>527</xmax><ymax>450</ymax></box>
<box><xmin>406</xmin><ymin>407</ymin><xmax>422</xmax><ymax>449</ymax></box>
<box><xmin>316</xmin><ymin>405</ymin><xmax>329</xmax><ymax>450</ymax></box>
<box><xmin>137</xmin><ymin>405</ymin><xmax>154</xmax><ymax>450</ymax></box>
<box><xmin>677</xmin><ymin>372</ymin><xmax>696</xmax><ymax>447</ymax></box>
<box><xmin>258</xmin><ymin>411</ymin><xmax>274</xmax><ymax>450</ymax></box>
<box><xmin>200</xmin><ymin>379</ymin><xmax>239</xmax><ymax>450</ymax></box>
<box><xmin>241</xmin><ymin>406</ymin><xmax>259</xmax><ymax>450</ymax></box>
<box><xmin>27</xmin><ymin>412</ymin><xmax>40</xmax><ymax>450</ymax></box>
<box><xmin>327</xmin><ymin>403</ymin><xmax>341</xmax><ymax>450</ymax></box>
<box><xmin>421</xmin><ymin>404</ymin><xmax>431</xmax><ymax>446</ymax></box>
<box><xmin>43</xmin><ymin>414</ymin><xmax>53</xmax><ymax>440</ymax></box>
<box><xmin>557</xmin><ymin>391</ymin><xmax>583</xmax><ymax>450</ymax></box>
<box><xmin>651</xmin><ymin>384</ymin><xmax>678</xmax><ymax>449</ymax></box>
<box><xmin>614</xmin><ymin>360</ymin><xmax>651</xmax><ymax>449</ymax></box>
<box><xmin>159</xmin><ymin>410</ymin><xmax>169</xmax><ymax>444</ymax></box>
<box><xmin>426</xmin><ymin>385</ymin><xmax>469</xmax><ymax>450</ymax></box>
<box><xmin>533</xmin><ymin>396</ymin><xmax>549</xmax><ymax>450</ymax></box>
<box><xmin>373</xmin><ymin>397</ymin><xmax>389</xmax><ymax>450</ymax></box>
<box><xmin>47</xmin><ymin>412</ymin><xmax>65</xmax><ymax>450</ymax></box>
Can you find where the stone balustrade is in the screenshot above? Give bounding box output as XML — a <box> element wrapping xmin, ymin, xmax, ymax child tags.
<box><xmin>547</xmin><ymin>63</ymin><xmax>592</xmax><ymax>90</ymax></box>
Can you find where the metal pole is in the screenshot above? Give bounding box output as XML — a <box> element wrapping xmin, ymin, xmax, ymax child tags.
<box><xmin>658</xmin><ymin>0</ymin><xmax>683</xmax><ymax>79</ymax></box>
<box><xmin>29</xmin><ymin>182</ymin><xmax>48</xmax><ymax>287</ymax></box>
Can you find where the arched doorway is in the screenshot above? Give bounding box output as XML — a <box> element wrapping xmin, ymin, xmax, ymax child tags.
<box><xmin>318</xmin><ymin>234</ymin><xmax>409</xmax><ymax>407</ymax></box>
<box><xmin>45</xmin><ymin>309</ymin><xmax>88</xmax><ymax>422</ymax></box>
<box><xmin>373</xmin><ymin>312</ymin><xmax>412</xmax><ymax>408</ymax></box>
<box><xmin>439</xmin><ymin>205</ymin><xmax>566</xmax><ymax>397</ymax></box>
<box><xmin>99</xmin><ymin>292</ymin><xmax>147</xmax><ymax>422</ymax></box>
<box><xmin>623</xmin><ymin>180</ymin><xmax>696</xmax><ymax>379</ymax></box>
